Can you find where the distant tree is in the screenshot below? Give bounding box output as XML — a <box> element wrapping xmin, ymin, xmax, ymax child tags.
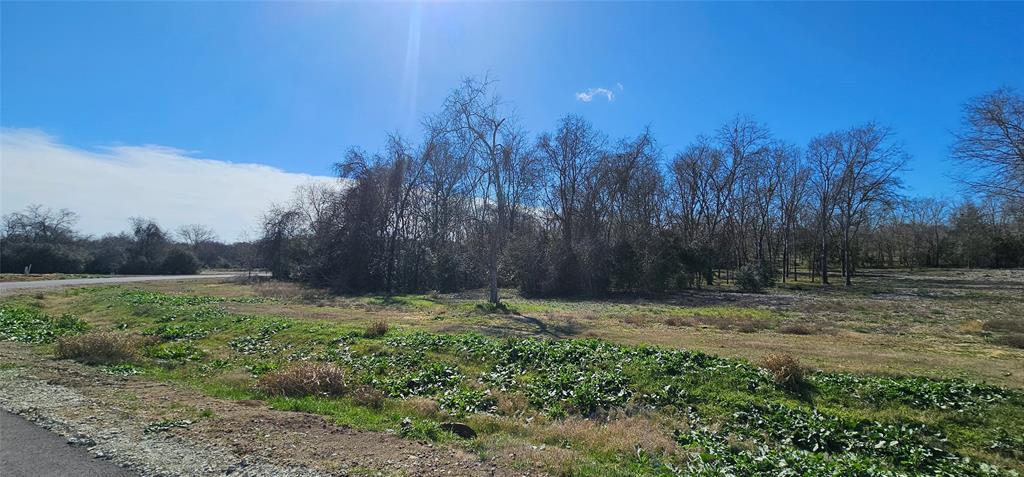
<box><xmin>2</xmin><ymin>204</ymin><xmax>79</xmax><ymax>243</ymax></box>
<box><xmin>0</xmin><ymin>205</ymin><xmax>88</xmax><ymax>273</ymax></box>
<box><xmin>259</xmin><ymin>206</ymin><xmax>304</xmax><ymax>279</ymax></box>
<box><xmin>835</xmin><ymin>123</ymin><xmax>907</xmax><ymax>285</ymax></box>
<box><xmin>952</xmin><ymin>87</ymin><xmax>1024</xmax><ymax>202</ymax></box>
<box><xmin>807</xmin><ymin>133</ymin><xmax>844</xmax><ymax>284</ymax></box>
<box><xmin>176</xmin><ymin>224</ymin><xmax>217</xmax><ymax>267</ymax></box>
<box><xmin>121</xmin><ymin>218</ymin><xmax>172</xmax><ymax>274</ymax></box>
<box><xmin>160</xmin><ymin>248</ymin><xmax>200</xmax><ymax>274</ymax></box>
<box><xmin>177</xmin><ymin>224</ymin><xmax>217</xmax><ymax>248</ymax></box>
<box><xmin>85</xmin><ymin>234</ymin><xmax>130</xmax><ymax>274</ymax></box>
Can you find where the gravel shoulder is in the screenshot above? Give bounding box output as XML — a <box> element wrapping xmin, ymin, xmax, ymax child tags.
<box><xmin>0</xmin><ymin>342</ymin><xmax>514</xmax><ymax>476</ymax></box>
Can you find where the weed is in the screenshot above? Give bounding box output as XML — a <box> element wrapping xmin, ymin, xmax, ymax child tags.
<box><xmin>102</xmin><ymin>363</ymin><xmax>145</xmax><ymax>376</ymax></box>
<box><xmin>143</xmin><ymin>419</ymin><xmax>192</xmax><ymax>434</ymax></box>
<box><xmin>145</xmin><ymin>341</ymin><xmax>205</xmax><ymax>362</ymax></box>
<box><xmin>0</xmin><ymin>304</ymin><xmax>87</xmax><ymax>343</ymax></box>
<box><xmin>363</xmin><ymin>320</ymin><xmax>389</xmax><ymax>338</ymax></box>
<box><xmin>760</xmin><ymin>352</ymin><xmax>805</xmax><ymax>391</ymax></box>
<box><xmin>257</xmin><ymin>361</ymin><xmax>347</xmax><ymax>397</ymax></box>
<box><xmin>55</xmin><ymin>332</ymin><xmax>141</xmax><ymax>365</ymax></box>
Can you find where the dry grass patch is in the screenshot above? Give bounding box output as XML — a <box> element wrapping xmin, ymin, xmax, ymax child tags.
<box><xmin>55</xmin><ymin>331</ymin><xmax>142</xmax><ymax>365</ymax></box>
<box><xmin>256</xmin><ymin>362</ymin><xmax>347</xmax><ymax>397</ymax></box>
<box><xmin>958</xmin><ymin>319</ymin><xmax>985</xmax><ymax>335</ymax></box>
<box><xmin>760</xmin><ymin>352</ymin><xmax>805</xmax><ymax>391</ymax></box>
<box><xmin>363</xmin><ymin>320</ymin><xmax>389</xmax><ymax>338</ymax></box>
<box><xmin>623</xmin><ymin>315</ymin><xmax>650</xmax><ymax>326</ymax></box>
<box><xmin>486</xmin><ymin>439</ymin><xmax>583</xmax><ymax>475</ymax></box>
<box><xmin>663</xmin><ymin>317</ymin><xmax>689</xmax><ymax>327</ymax></box>
<box><xmin>401</xmin><ymin>396</ymin><xmax>445</xmax><ymax>419</ymax></box>
<box><xmin>351</xmin><ymin>385</ymin><xmax>386</xmax><ymax>409</ymax></box>
<box><xmin>494</xmin><ymin>391</ymin><xmax>531</xmax><ymax>417</ymax></box>
<box><xmin>534</xmin><ymin>414</ymin><xmax>678</xmax><ymax>458</ymax></box>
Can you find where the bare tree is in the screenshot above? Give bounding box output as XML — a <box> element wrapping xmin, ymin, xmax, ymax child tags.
<box><xmin>952</xmin><ymin>87</ymin><xmax>1024</xmax><ymax>202</ymax></box>
<box><xmin>2</xmin><ymin>204</ymin><xmax>79</xmax><ymax>243</ymax></box>
<box><xmin>807</xmin><ymin>133</ymin><xmax>844</xmax><ymax>284</ymax></box>
<box><xmin>538</xmin><ymin>115</ymin><xmax>604</xmax><ymax>245</ymax></box>
<box><xmin>177</xmin><ymin>224</ymin><xmax>217</xmax><ymax>249</ymax></box>
<box><xmin>836</xmin><ymin>123</ymin><xmax>907</xmax><ymax>285</ymax></box>
<box><xmin>435</xmin><ymin>76</ymin><xmax>519</xmax><ymax>304</ymax></box>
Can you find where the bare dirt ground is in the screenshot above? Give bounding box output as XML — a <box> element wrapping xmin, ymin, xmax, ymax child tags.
<box><xmin>0</xmin><ymin>343</ymin><xmax>526</xmax><ymax>476</ymax></box>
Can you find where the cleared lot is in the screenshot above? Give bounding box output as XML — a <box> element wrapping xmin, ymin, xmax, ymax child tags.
<box><xmin>1</xmin><ymin>269</ymin><xmax>1022</xmax><ymax>475</ymax></box>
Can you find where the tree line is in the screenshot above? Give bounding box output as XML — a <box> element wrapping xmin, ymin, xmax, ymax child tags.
<box><xmin>258</xmin><ymin>79</ymin><xmax>1024</xmax><ymax>302</ymax></box>
<box><xmin>0</xmin><ymin>205</ymin><xmax>255</xmax><ymax>275</ymax></box>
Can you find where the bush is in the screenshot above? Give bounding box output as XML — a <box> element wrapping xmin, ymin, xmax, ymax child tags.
<box><xmin>256</xmin><ymin>362</ymin><xmax>347</xmax><ymax>397</ymax></box>
<box><xmin>760</xmin><ymin>353</ymin><xmax>805</xmax><ymax>391</ymax></box>
<box><xmin>736</xmin><ymin>262</ymin><xmax>776</xmax><ymax>293</ymax></box>
<box><xmin>161</xmin><ymin>248</ymin><xmax>201</xmax><ymax>275</ymax></box>
<box><xmin>55</xmin><ymin>332</ymin><xmax>141</xmax><ymax>365</ymax></box>
<box><xmin>363</xmin><ymin>320</ymin><xmax>389</xmax><ymax>338</ymax></box>
<box><xmin>0</xmin><ymin>242</ymin><xmax>88</xmax><ymax>274</ymax></box>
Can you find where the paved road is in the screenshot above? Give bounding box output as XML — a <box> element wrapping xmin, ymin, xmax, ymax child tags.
<box><xmin>0</xmin><ymin>274</ymin><xmax>245</xmax><ymax>293</ymax></box>
<box><xmin>0</xmin><ymin>410</ymin><xmax>136</xmax><ymax>476</ymax></box>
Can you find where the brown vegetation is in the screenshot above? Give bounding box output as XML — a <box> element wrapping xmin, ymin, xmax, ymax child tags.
<box><xmin>363</xmin><ymin>320</ymin><xmax>389</xmax><ymax>338</ymax></box>
<box><xmin>256</xmin><ymin>362</ymin><xmax>347</xmax><ymax>397</ymax></box>
<box><xmin>351</xmin><ymin>385</ymin><xmax>386</xmax><ymax>409</ymax></box>
<box><xmin>55</xmin><ymin>331</ymin><xmax>142</xmax><ymax>365</ymax></box>
<box><xmin>760</xmin><ymin>352</ymin><xmax>806</xmax><ymax>391</ymax></box>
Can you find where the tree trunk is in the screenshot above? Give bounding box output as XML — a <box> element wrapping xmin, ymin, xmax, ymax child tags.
<box><xmin>820</xmin><ymin>222</ymin><xmax>830</xmax><ymax>284</ymax></box>
<box><xmin>843</xmin><ymin>224</ymin><xmax>852</xmax><ymax>286</ymax></box>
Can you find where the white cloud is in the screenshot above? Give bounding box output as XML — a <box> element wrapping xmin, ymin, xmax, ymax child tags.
<box><xmin>616</xmin><ymin>82</ymin><xmax>624</xmax><ymax>91</ymax></box>
<box><xmin>575</xmin><ymin>87</ymin><xmax>615</xmax><ymax>102</ymax></box>
<box><xmin>0</xmin><ymin>128</ymin><xmax>336</xmax><ymax>242</ymax></box>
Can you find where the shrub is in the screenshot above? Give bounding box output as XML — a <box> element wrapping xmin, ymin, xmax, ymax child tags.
<box><xmin>256</xmin><ymin>361</ymin><xmax>347</xmax><ymax>397</ymax></box>
<box><xmin>363</xmin><ymin>320</ymin><xmax>389</xmax><ymax>338</ymax></box>
<box><xmin>55</xmin><ymin>332</ymin><xmax>141</xmax><ymax>365</ymax></box>
<box><xmin>351</xmin><ymin>385</ymin><xmax>386</xmax><ymax>409</ymax></box>
<box><xmin>735</xmin><ymin>262</ymin><xmax>776</xmax><ymax>293</ymax></box>
<box><xmin>161</xmin><ymin>248</ymin><xmax>201</xmax><ymax>275</ymax></box>
<box><xmin>760</xmin><ymin>353</ymin><xmax>805</xmax><ymax>391</ymax></box>
<box><xmin>735</xmin><ymin>264</ymin><xmax>763</xmax><ymax>292</ymax></box>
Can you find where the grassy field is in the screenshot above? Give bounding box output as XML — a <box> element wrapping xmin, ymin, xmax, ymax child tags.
<box><xmin>1</xmin><ymin>269</ymin><xmax>1022</xmax><ymax>475</ymax></box>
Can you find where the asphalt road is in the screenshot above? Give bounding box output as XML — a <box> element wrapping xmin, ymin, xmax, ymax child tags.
<box><xmin>0</xmin><ymin>274</ymin><xmax>245</xmax><ymax>292</ymax></box>
<box><xmin>0</xmin><ymin>410</ymin><xmax>136</xmax><ymax>476</ymax></box>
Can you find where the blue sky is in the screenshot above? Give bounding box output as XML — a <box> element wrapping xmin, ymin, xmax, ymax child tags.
<box><xmin>2</xmin><ymin>2</ymin><xmax>1022</xmax><ymax>237</ymax></box>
